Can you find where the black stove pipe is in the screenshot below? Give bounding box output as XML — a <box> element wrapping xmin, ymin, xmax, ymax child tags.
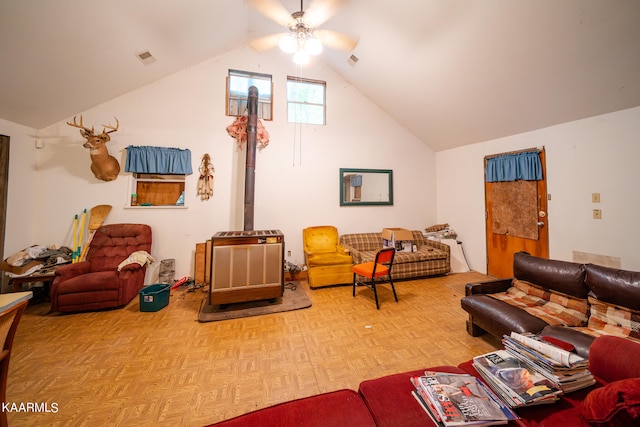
<box><xmin>244</xmin><ymin>86</ymin><xmax>258</xmax><ymax>231</ymax></box>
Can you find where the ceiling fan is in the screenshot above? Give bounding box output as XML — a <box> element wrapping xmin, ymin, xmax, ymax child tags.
<box><xmin>248</xmin><ymin>0</ymin><xmax>358</xmax><ymax>65</ymax></box>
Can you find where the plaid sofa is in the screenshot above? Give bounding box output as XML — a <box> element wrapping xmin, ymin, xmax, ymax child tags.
<box><xmin>339</xmin><ymin>231</ymin><xmax>450</xmax><ymax>281</ymax></box>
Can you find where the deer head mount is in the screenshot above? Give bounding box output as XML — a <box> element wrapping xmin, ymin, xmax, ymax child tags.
<box><xmin>67</xmin><ymin>115</ymin><xmax>121</xmax><ymax>182</ymax></box>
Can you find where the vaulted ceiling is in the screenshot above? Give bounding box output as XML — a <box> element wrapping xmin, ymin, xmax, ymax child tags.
<box><xmin>1</xmin><ymin>0</ymin><xmax>639</xmax><ymax>151</ymax></box>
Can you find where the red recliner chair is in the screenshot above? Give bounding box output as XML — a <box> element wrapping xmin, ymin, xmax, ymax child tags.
<box><xmin>50</xmin><ymin>224</ymin><xmax>152</xmax><ymax>313</ymax></box>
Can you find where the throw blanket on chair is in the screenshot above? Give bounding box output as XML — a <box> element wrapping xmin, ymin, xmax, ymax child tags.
<box><xmin>117</xmin><ymin>251</ymin><xmax>155</xmax><ymax>271</ymax></box>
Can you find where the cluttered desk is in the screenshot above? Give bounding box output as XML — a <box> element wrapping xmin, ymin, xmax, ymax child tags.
<box><xmin>1</xmin><ymin>246</ymin><xmax>71</xmax><ymax>293</ymax></box>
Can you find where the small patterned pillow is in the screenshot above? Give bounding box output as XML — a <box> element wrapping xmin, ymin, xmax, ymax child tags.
<box><xmin>587</xmin><ymin>296</ymin><xmax>640</xmax><ymax>340</ymax></box>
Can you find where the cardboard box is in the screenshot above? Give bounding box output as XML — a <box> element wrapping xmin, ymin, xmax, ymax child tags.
<box><xmin>1</xmin><ymin>259</ymin><xmax>45</xmax><ymax>276</ymax></box>
<box><xmin>381</xmin><ymin>228</ymin><xmax>414</xmax><ymax>252</ymax></box>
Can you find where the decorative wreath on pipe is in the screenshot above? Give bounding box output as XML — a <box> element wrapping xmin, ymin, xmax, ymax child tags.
<box><xmin>226</xmin><ymin>116</ymin><xmax>270</xmax><ymax>150</ymax></box>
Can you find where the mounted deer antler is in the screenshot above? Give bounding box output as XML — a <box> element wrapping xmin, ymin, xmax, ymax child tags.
<box><xmin>67</xmin><ymin>115</ymin><xmax>121</xmax><ymax>181</ymax></box>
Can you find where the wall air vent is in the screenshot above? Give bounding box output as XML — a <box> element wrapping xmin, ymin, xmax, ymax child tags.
<box><xmin>347</xmin><ymin>54</ymin><xmax>359</xmax><ymax>66</ymax></box>
<box><xmin>136</xmin><ymin>51</ymin><xmax>156</xmax><ymax>65</ymax></box>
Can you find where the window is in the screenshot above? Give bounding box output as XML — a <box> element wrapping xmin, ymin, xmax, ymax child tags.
<box><xmin>132</xmin><ymin>173</ymin><xmax>186</xmax><ymax>207</ymax></box>
<box><xmin>125</xmin><ymin>146</ymin><xmax>192</xmax><ymax>208</ymax></box>
<box><xmin>226</xmin><ymin>69</ymin><xmax>273</xmax><ymax>120</ymax></box>
<box><xmin>287</xmin><ymin>77</ymin><xmax>326</xmax><ymax>125</ymax></box>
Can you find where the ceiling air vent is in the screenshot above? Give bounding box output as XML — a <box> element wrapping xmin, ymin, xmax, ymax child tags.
<box><xmin>347</xmin><ymin>54</ymin><xmax>359</xmax><ymax>66</ymax></box>
<box><xmin>136</xmin><ymin>51</ymin><xmax>156</xmax><ymax>65</ymax></box>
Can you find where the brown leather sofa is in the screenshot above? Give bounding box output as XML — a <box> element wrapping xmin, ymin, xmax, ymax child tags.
<box><xmin>461</xmin><ymin>252</ymin><xmax>640</xmax><ymax>357</ymax></box>
<box><xmin>50</xmin><ymin>224</ymin><xmax>152</xmax><ymax>313</ymax></box>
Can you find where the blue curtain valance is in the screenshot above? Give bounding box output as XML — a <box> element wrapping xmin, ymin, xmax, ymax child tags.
<box><xmin>485</xmin><ymin>151</ymin><xmax>542</xmax><ymax>182</ymax></box>
<box><xmin>125</xmin><ymin>146</ymin><xmax>193</xmax><ymax>175</ymax></box>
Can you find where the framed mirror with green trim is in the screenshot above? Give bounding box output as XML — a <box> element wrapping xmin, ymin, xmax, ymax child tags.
<box><xmin>340</xmin><ymin>168</ymin><xmax>393</xmax><ymax>206</ymax></box>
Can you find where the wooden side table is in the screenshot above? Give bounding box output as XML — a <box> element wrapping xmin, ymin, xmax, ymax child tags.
<box><xmin>0</xmin><ymin>291</ymin><xmax>32</xmax><ymax>427</ymax></box>
<box><xmin>7</xmin><ymin>268</ymin><xmax>59</xmax><ymax>293</ymax></box>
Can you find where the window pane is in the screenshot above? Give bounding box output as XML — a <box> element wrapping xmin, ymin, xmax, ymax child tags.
<box><xmin>227</xmin><ymin>69</ymin><xmax>273</xmax><ymax>120</ymax></box>
<box><xmin>286</xmin><ymin>77</ymin><xmax>326</xmax><ymax>125</ymax></box>
<box><xmin>287</xmin><ymin>81</ymin><xmax>324</xmax><ymax>104</ymax></box>
<box><xmin>288</xmin><ymin>103</ymin><xmax>325</xmax><ymax>125</ymax></box>
<box><xmin>229</xmin><ymin>75</ymin><xmax>271</xmax><ymax>99</ymax></box>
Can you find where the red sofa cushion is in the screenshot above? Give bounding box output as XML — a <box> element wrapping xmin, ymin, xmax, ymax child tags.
<box><xmin>589</xmin><ymin>335</ymin><xmax>640</xmax><ymax>383</ymax></box>
<box><xmin>205</xmin><ymin>389</ymin><xmax>376</xmax><ymax>427</ymax></box>
<box><xmin>358</xmin><ymin>365</ymin><xmax>466</xmax><ymax>427</ymax></box>
<box><xmin>580</xmin><ymin>378</ymin><xmax>640</xmax><ymax>426</ymax></box>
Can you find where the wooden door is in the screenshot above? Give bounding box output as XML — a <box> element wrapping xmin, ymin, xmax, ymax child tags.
<box><xmin>0</xmin><ymin>136</ymin><xmax>9</xmax><ymax>292</ymax></box>
<box><xmin>485</xmin><ymin>148</ymin><xmax>548</xmax><ymax>278</ymax></box>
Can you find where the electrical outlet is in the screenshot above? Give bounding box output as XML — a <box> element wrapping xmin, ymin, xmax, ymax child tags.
<box><xmin>592</xmin><ymin>193</ymin><xmax>601</xmax><ymax>203</ymax></box>
<box><xmin>593</xmin><ymin>209</ymin><xmax>602</xmax><ymax>219</ymax></box>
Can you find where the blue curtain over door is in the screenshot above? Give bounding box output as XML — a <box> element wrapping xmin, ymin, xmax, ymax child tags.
<box><xmin>485</xmin><ymin>151</ymin><xmax>542</xmax><ymax>182</ymax></box>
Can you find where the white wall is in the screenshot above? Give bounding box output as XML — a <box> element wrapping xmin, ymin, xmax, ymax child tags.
<box><xmin>1</xmin><ymin>46</ymin><xmax>437</xmax><ymax>283</ymax></box>
<box><xmin>436</xmin><ymin>106</ymin><xmax>640</xmax><ymax>273</ymax></box>
<box><xmin>0</xmin><ymin>119</ymin><xmax>39</xmax><ymax>256</ymax></box>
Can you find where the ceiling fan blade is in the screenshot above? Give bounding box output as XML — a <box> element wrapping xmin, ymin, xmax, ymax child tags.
<box><xmin>248</xmin><ymin>33</ymin><xmax>284</xmax><ymax>52</ymax></box>
<box><xmin>304</xmin><ymin>0</ymin><xmax>346</xmax><ymax>28</ymax></box>
<box><xmin>248</xmin><ymin>0</ymin><xmax>293</xmax><ymax>27</ymax></box>
<box><xmin>315</xmin><ymin>29</ymin><xmax>358</xmax><ymax>51</ymax></box>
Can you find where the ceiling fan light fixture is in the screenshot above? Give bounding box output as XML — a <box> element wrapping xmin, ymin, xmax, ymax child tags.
<box><xmin>249</xmin><ymin>0</ymin><xmax>353</xmax><ymax>66</ymax></box>
<box><xmin>279</xmin><ymin>33</ymin><xmax>298</xmax><ymax>54</ymax></box>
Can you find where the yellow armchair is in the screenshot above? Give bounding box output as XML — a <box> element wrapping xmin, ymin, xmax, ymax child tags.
<box><xmin>303</xmin><ymin>226</ymin><xmax>353</xmax><ymax>288</ymax></box>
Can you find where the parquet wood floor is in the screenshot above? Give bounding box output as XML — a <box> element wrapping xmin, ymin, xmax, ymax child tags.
<box><xmin>7</xmin><ymin>272</ymin><xmax>500</xmax><ymax>426</ymax></box>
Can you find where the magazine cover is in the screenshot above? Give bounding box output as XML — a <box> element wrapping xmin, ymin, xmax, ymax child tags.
<box><xmin>417</xmin><ymin>373</ymin><xmax>509</xmax><ymax>424</ymax></box>
<box><xmin>502</xmin><ymin>343</ymin><xmax>596</xmax><ymax>393</ymax></box>
<box><xmin>473</xmin><ymin>350</ymin><xmax>561</xmax><ymax>405</ymax></box>
<box><xmin>507</xmin><ymin>332</ymin><xmax>587</xmax><ymax>368</ymax></box>
<box><xmin>412</xmin><ymin>389</ymin><xmax>445</xmax><ymax>427</ymax></box>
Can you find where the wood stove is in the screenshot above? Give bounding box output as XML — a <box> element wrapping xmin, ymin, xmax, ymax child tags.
<box><xmin>209</xmin><ymin>230</ymin><xmax>284</xmax><ymax>305</ymax></box>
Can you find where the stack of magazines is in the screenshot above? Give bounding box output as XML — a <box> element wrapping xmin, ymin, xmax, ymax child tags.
<box><xmin>410</xmin><ymin>371</ymin><xmax>520</xmax><ymax>426</ymax></box>
<box><xmin>473</xmin><ymin>349</ymin><xmax>562</xmax><ymax>408</ymax></box>
<box><xmin>502</xmin><ymin>332</ymin><xmax>595</xmax><ymax>393</ymax></box>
